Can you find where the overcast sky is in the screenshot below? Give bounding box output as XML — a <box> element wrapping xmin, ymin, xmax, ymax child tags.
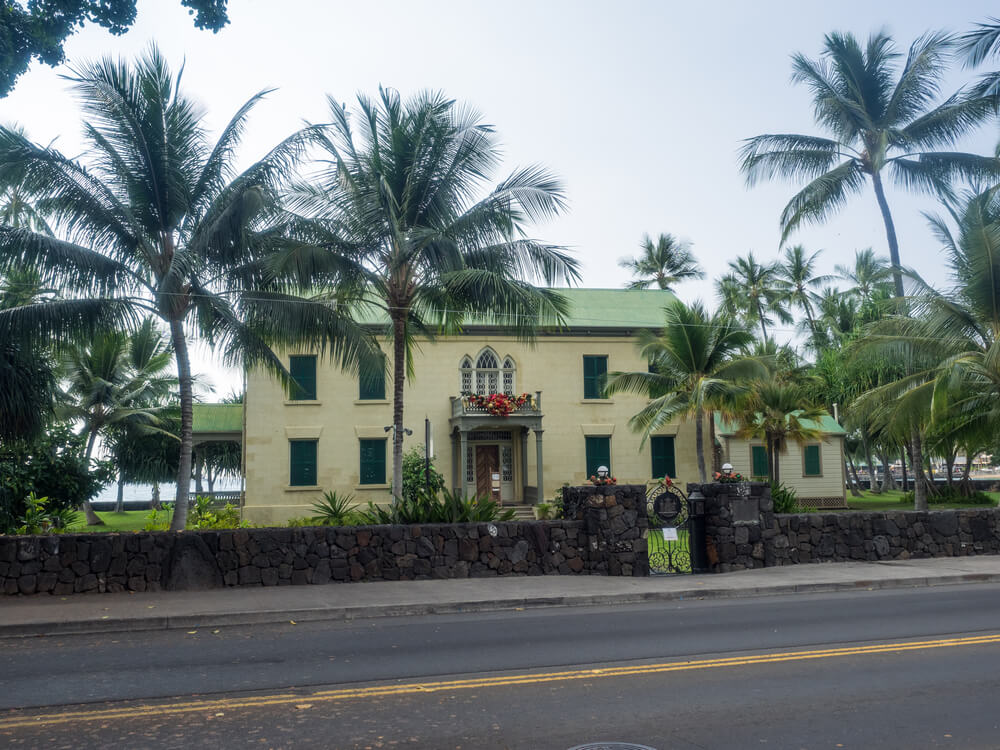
<box><xmin>2</xmin><ymin>0</ymin><xmax>997</xmax><ymax>394</ymax></box>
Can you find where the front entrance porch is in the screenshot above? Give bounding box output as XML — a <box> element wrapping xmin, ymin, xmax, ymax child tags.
<box><xmin>449</xmin><ymin>393</ymin><xmax>544</xmax><ymax>504</ymax></box>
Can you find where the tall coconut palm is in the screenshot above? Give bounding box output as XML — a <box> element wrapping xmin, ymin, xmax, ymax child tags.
<box><xmin>740</xmin><ymin>31</ymin><xmax>1000</xmax><ymax>299</ymax></box>
<box><xmin>778</xmin><ymin>244</ymin><xmax>831</xmax><ymax>344</ymax></box>
<box><xmin>283</xmin><ymin>89</ymin><xmax>580</xmax><ymax>500</ymax></box>
<box><xmin>959</xmin><ymin>18</ymin><xmax>1000</xmax><ymax>98</ymax></box>
<box><xmin>716</xmin><ymin>252</ymin><xmax>792</xmax><ymax>341</ymax></box>
<box><xmin>0</xmin><ymin>47</ymin><xmax>376</xmax><ymax>530</ymax></box>
<box><xmin>604</xmin><ymin>299</ymin><xmax>766</xmax><ymax>482</ymax></box>
<box><xmin>618</xmin><ymin>233</ymin><xmax>704</xmax><ymax>292</ymax></box>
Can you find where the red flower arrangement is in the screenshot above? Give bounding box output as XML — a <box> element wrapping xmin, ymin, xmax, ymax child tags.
<box><xmin>589</xmin><ymin>475</ymin><xmax>617</xmax><ymax>486</ymax></box>
<box><xmin>657</xmin><ymin>475</ymin><xmax>673</xmax><ymax>487</ymax></box>
<box><xmin>714</xmin><ymin>470</ymin><xmax>745</xmax><ymax>483</ymax></box>
<box><xmin>466</xmin><ymin>392</ymin><xmax>533</xmax><ymax>417</ymax></box>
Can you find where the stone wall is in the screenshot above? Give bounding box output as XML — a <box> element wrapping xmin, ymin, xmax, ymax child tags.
<box><xmin>0</xmin><ymin>485</ymin><xmax>648</xmax><ymax>596</ymax></box>
<box><xmin>689</xmin><ymin>481</ymin><xmax>1000</xmax><ymax>572</ymax></box>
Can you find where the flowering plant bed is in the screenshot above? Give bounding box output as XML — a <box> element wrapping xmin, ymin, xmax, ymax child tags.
<box><xmin>465</xmin><ymin>392</ymin><xmax>533</xmax><ymax>416</ymax></box>
<box><xmin>589</xmin><ymin>475</ymin><xmax>617</xmax><ymax>486</ymax></box>
<box><xmin>714</xmin><ymin>471</ymin><xmax>746</xmax><ymax>483</ymax></box>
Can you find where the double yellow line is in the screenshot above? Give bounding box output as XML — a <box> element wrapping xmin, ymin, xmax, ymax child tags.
<box><xmin>3</xmin><ymin>633</ymin><xmax>999</xmax><ymax>730</ymax></box>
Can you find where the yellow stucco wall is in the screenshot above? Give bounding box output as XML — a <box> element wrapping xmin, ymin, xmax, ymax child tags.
<box><xmin>721</xmin><ymin>435</ymin><xmax>846</xmax><ymax>501</ymax></box>
<box><xmin>243</xmin><ymin>333</ymin><xmax>712</xmax><ymax>525</ymax></box>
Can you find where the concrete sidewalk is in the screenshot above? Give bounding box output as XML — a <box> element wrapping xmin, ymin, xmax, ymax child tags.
<box><xmin>3</xmin><ymin>556</ymin><xmax>1000</xmax><ymax>638</ymax></box>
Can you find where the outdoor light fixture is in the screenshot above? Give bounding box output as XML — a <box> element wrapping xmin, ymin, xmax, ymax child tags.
<box><xmin>597</xmin><ymin>465</ymin><xmax>609</xmax><ymax>479</ymax></box>
<box><xmin>384</xmin><ymin>425</ymin><xmax>413</xmax><ymax>436</ymax></box>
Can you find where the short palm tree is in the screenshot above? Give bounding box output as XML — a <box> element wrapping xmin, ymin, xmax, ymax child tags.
<box><xmin>604</xmin><ymin>299</ymin><xmax>765</xmax><ymax>482</ymax></box>
<box><xmin>618</xmin><ymin>233</ymin><xmax>704</xmax><ymax>292</ymax></box>
<box><xmin>779</xmin><ymin>245</ymin><xmax>831</xmax><ymax>344</ymax></box>
<box><xmin>0</xmin><ymin>47</ymin><xmax>375</xmax><ymax>530</ymax></box>
<box><xmin>733</xmin><ymin>380</ymin><xmax>826</xmax><ymax>483</ymax></box>
<box><xmin>283</xmin><ymin>89</ymin><xmax>580</xmax><ymax>499</ymax></box>
<box><xmin>58</xmin><ymin>319</ymin><xmax>176</xmax><ymax>524</ymax></box>
<box><xmin>716</xmin><ymin>252</ymin><xmax>791</xmax><ymax>341</ymax></box>
<box><xmin>740</xmin><ymin>30</ymin><xmax>1000</xmax><ymax>298</ymax></box>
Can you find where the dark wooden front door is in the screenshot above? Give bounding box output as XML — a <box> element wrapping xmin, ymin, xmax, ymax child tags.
<box><xmin>475</xmin><ymin>445</ymin><xmax>499</xmax><ymax>499</ymax></box>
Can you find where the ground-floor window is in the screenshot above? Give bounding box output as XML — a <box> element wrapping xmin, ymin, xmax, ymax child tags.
<box><xmin>650</xmin><ymin>436</ymin><xmax>676</xmax><ymax>479</ymax></box>
<box><xmin>360</xmin><ymin>439</ymin><xmax>387</xmax><ymax>484</ymax></box>
<box><xmin>751</xmin><ymin>444</ymin><xmax>769</xmax><ymax>479</ymax></box>
<box><xmin>289</xmin><ymin>439</ymin><xmax>317</xmax><ymax>486</ymax></box>
<box><xmin>803</xmin><ymin>444</ymin><xmax>822</xmax><ymax>477</ymax></box>
<box><xmin>585</xmin><ymin>436</ymin><xmax>611</xmax><ymax>477</ymax></box>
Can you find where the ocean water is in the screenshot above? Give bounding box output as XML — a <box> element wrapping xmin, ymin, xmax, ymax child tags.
<box><xmin>92</xmin><ymin>479</ymin><xmax>242</xmax><ymax>508</ymax></box>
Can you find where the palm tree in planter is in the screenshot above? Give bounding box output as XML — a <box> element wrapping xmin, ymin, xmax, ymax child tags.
<box><xmin>741</xmin><ymin>30</ymin><xmax>1000</xmax><ymax>299</ymax></box>
<box><xmin>604</xmin><ymin>298</ymin><xmax>766</xmax><ymax>483</ymax></box>
<box><xmin>0</xmin><ymin>47</ymin><xmax>377</xmax><ymax>530</ymax></box>
<box><xmin>283</xmin><ymin>89</ymin><xmax>580</xmax><ymax>500</ymax></box>
<box><xmin>618</xmin><ymin>233</ymin><xmax>704</xmax><ymax>292</ymax></box>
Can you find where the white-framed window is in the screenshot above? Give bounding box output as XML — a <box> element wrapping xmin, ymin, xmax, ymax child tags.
<box><xmin>460</xmin><ymin>351</ymin><xmax>516</xmax><ymax>395</ymax></box>
<box><xmin>502</xmin><ymin>357</ymin><xmax>516</xmax><ymax>395</ymax></box>
<box><xmin>501</xmin><ymin>445</ymin><xmax>513</xmax><ymax>482</ymax></box>
<box><xmin>476</xmin><ymin>349</ymin><xmax>499</xmax><ymax>394</ymax></box>
<box><xmin>460</xmin><ymin>356</ymin><xmax>473</xmax><ymax>394</ymax></box>
<box><xmin>465</xmin><ymin>445</ymin><xmax>475</xmax><ymax>483</ymax></box>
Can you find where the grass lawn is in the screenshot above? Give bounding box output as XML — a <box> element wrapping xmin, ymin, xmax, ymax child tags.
<box><xmin>67</xmin><ymin>509</ymin><xmax>170</xmax><ymax>533</ymax></box>
<box><xmin>841</xmin><ymin>489</ymin><xmax>999</xmax><ymax>512</ymax></box>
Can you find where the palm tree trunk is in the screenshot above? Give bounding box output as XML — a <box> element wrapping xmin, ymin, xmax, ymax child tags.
<box><xmin>169</xmin><ymin>318</ymin><xmax>194</xmax><ymax>531</ymax></box>
<box><xmin>114</xmin><ymin>469</ymin><xmax>125</xmax><ymax>513</ymax></box>
<box><xmin>81</xmin><ymin>429</ymin><xmax>104</xmax><ymax>526</ymax></box>
<box><xmin>194</xmin><ymin>456</ymin><xmax>203</xmax><ymax>496</ymax></box>
<box><xmin>390</xmin><ymin>312</ymin><xmax>407</xmax><ymax>503</ymax></box>
<box><xmin>871</xmin><ymin>171</ymin><xmax>905</xmax><ymax>299</ymax></box>
<box><xmin>151</xmin><ymin>480</ymin><xmax>161</xmax><ymax>510</ymax></box>
<box><xmin>900</xmin><ymin>447</ymin><xmax>909</xmax><ymax>492</ymax></box>
<box><xmin>757</xmin><ymin>301</ymin><xmax>769</xmax><ymax>341</ymax></box>
<box><xmin>911</xmin><ymin>430</ymin><xmax>927</xmax><ymax>511</ymax></box>
<box><xmin>945</xmin><ymin>450</ymin><xmax>956</xmax><ymax>490</ymax></box>
<box><xmin>772</xmin><ymin>439</ymin><xmax>780</xmax><ymax>484</ymax></box>
<box><xmin>863</xmin><ymin>435</ymin><xmax>878</xmax><ymax>494</ymax></box>
<box><xmin>845</xmin><ymin>458</ymin><xmax>863</xmax><ymax>497</ymax></box>
<box><xmin>694</xmin><ymin>407</ymin><xmax>706</xmax><ymax>482</ymax></box>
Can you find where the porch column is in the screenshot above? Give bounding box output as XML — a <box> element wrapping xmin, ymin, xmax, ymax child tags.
<box><xmin>534</xmin><ymin>428</ymin><xmax>544</xmax><ymax>503</ymax></box>
<box><xmin>459</xmin><ymin>428</ymin><xmax>469</xmax><ymax>496</ymax></box>
<box><xmin>521</xmin><ymin>427</ymin><xmax>529</xmax><ymax>502</ymax></box>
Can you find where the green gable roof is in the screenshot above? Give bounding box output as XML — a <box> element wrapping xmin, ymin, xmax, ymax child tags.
<box><xmin>193</xmin><ymin>403</ymin><xmax>242</xmax><ymax>434</ymax></box>
<box><xmin>352</xmin><ymin>288</ymin><xmax>675</xmax><ymax>332</ymax></box>
<box><xmin>714</xmin><ymin>411</ymin><xmax>847</xmax><ymax>437</ymax></box>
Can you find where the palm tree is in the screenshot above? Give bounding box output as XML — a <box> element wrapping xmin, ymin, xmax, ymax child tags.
<box><xmin>959</xmin><ymin>18</ymin><xmax>1000</xmax><ymax>98</ymax></box>
<box><xmin>734</xmin><ymin>380</ymin><xmax>826</xmax><ymax>483</ymax></box>
<box><xmin>0</xmin><ymin>47</ymin><xmax>376</xmax><ymax>530</ymax></box>
<box><xmin>778</xmin><ymin>245</ymin><xmax>830</xmax><ymax>344</ymax></box>
<box><xmin>716</xmin><ymin>252</ymin><xmax>792</xmax><ymax>340</ymax></box>
<box><xmin>604</xmin><ymin>299</ymin><xmax>765</xmax><ymax>482</ymax></box>
<box><xmin>740</xmin><ymin>30</ymin><xmax>1000</xmax><ymax>299</ymax></box>
<box><xmin>618</xmin><ymin>233</ymin><xmax>704</xmax><ymax>292</ymax></box>
<box><xmin>283</xmin><ymin>89</ymin><xmax>580</xmax><ymax>500</ymax></box>
<box><xmin>835</xmin><ymin>248</ymin><xmax>894</xmax><ymax>306</ymax></box>
<box><xmin>58</xmin><ymin>319</ymin><xmax>176</xmax><ymax>524</ymax></box>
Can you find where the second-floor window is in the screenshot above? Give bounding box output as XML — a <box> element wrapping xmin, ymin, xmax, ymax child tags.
<box><xmin>461</xmin><ymin>349</ymin><xmax>515</xmax><ymax>395</ymax></box>
<box><xmin>583</xmin><ymin>355</ymin><xmax>607</xmax><ymax>399</ymax></box>
<box><xmin>289</xmin><ymin>355</ymin><xmax>317</xmax><ymax>400</ymax></box>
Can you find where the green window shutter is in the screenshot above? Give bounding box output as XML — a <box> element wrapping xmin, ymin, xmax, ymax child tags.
<box><xmin>583</xmin><ymin>355</ymin><xmax>608</xmax><ymax>399</ymax></box>
<box><xmin>289</xmin><ymin>355</ymin><xmax>317</xmax><ymax>400</ymax></box>
<box><xmin>289</xmin><ymin>440</ymin><xmax>317</xmax><ymax>486</ymax></box>
<box><xmin>360</xmin><ymin>439</ymin><xmax>387</xmax><ymax>485</ymax></box>
<box><xmin>359</xmin><ymin>363</ymin><xmax>385</xmax><ymax>400</ymax></box>
<box><xmin>804</xmin><ymin>444</ymin><xmax>822</xmax><ymax>476</ymax></box>
<box><xmin>585</xmin><ymin>436</ymin><xmax>611</xmax><ymax>478</ymax></box>
<box><xmin>751</xmin><ymin>445</ymin><xmax>769</xmax><ymax>479</ymax></box>
<box><xmin>650</xmin><ymin>436</ymin><xmax>676</xmax><ymax>479</ymax></box>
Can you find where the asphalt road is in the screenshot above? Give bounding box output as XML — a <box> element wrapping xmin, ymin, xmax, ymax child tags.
<box><xmin>3</xmin><ymin>583</ymin><xmax>1000</xmax><ymax>748</ymax></box>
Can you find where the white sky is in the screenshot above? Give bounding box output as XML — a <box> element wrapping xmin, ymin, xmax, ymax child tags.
<box><xmin>2</xmin><ymin>0</ymin><xmax>997</xmax><ymax>394</ymax></box>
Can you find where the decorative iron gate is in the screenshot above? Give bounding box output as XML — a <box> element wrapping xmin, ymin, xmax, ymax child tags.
<box><xmin>647</xmin><ymin>482</ymin><xmax>692</xmax><ymax>574</ymax></box>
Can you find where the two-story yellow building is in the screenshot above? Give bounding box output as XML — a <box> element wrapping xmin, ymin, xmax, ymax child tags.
<box><xmin>240</xmin><ymin>289</ymin><xmax>713</xmax><ymax>525</ymax></box>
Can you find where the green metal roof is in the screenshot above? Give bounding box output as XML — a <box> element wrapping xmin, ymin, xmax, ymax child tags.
<box><xmin>714</xmin><ymin>411</ymin><xmax>847</xmax><ymax>437</ymax></box>
<box><xmin>353</xmin><ymin>288</ymin><xmax>675</xmax><ymax>331</ymax></box>
<box><xmin>193</xmin><ymin>403</ymin><xmax>242</xmax><ymax>434</ymax></box>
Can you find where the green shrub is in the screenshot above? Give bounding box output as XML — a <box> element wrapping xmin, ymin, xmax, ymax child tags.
<box><xmin>397</xmin><ymin>446</ymin><xmax>447</xmax><ymax>503</ymax></box>
<box><xmin>534</xmin><ymin>502</ymin><xmax>554</xmax><ymax>520</ymax></box>
<box><xmin>900</xmin><ymin>487</ymin><xmax>996</xmax><ymax>506</ymax></box>
<box><xmin>359</xmin><ymin>487</ymin><xmax>515</xmax><ymax>525</ymax></box>
<box><xmin>310</xmin><ymin>491</ymin><xmax>358</xmax><ymax>526</ymax></box>
<box><xmin>15</xmin><ymin>493</ymin><xmax>81</xmax><ymax>534</ymax></box>
<box><xmin>188</xmin><ymin>501</ymin><xmax>247</xmax><ymax>530</ymax></box>
<box><xmin>143</xmin><ymin>507</ymin><xmax>171</xmax><ymax>531</ymax></box>
<box><xmin>770</xmin><ymin>481</ymin><xmax>800</xmax><ymax>514</ymax></box>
